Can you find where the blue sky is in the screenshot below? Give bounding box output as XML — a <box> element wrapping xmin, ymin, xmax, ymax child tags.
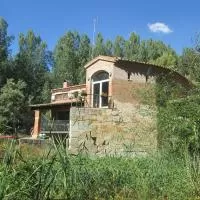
<box><xmin>1</xmin><ymin>0</ymin><xmax>200</xmax><ymax>54</ymax></box>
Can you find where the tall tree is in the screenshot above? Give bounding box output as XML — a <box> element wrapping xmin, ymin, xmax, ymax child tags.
<box><xmin>105</xmin><ymin>40</ymin><xmax>113</xmax><ymax>56</ymax></box>
<box><xmin>92</xmin><ymin>33</ymin><xmax>106</xmax><ymax>58</ymax></box>
<box><xmin>0</xmin><ymin>17</ymin><xmax>14</xmax><ymax>87</ymax></box>
<box><xmin>53</xmin><ymin>31</ymin><xmax>81</xmax><ymax>87</ymax></box>
<box><xmin>125</xmin><ymin>32</ymin><xmax>140</xmax><ymax>60</ymax></box>
<box><xmin>113</xmin><ymin>36</ymin><xmax>125</xmax><ymax>57</ymax></box>
<box><xmin>78</xmin><ymin>34</ymin><xmax>91</xmax><ymax>83</ymax></box>
<box><xmin>137</xmin><ymin>40</ymin><xmax>148</xmax><ymax>62</ymax></box>
<box><xmin>14</xmin><ymin>30</ymin><xmax>51</xmax><ymax>104</ymax></box>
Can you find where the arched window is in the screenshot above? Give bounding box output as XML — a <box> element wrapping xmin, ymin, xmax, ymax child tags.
<box><xmin>92</xmin><ymin>71</ymin><xmax>109</xmax><ymax>82</ymax></box>
<box><xmin>92</xmin><ymin>71</ymin><xmax>109</xmax><ymax>108</ymax></box>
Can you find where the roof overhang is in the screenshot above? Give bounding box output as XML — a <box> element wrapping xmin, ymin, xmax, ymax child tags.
<box><xmin>29</xmin><ymin>100</ymin><xmax>81</xmax><ymax>110</ymax></box>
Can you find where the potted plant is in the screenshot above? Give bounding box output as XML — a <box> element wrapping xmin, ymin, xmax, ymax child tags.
<box><xmin>81</xmin><ymin>90</ymin><xmax>87</xmax><ymax>97</ymax></box>
<box><xmin>101</xmin><ymin>92</ymin><xmax>108</xmax><ymax>97</ymax></box>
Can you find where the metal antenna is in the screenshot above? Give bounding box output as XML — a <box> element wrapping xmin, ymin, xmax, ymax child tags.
<box><xmin>92</xmin><ymin>18</ymin><xmax>96</xmax><ymax>46</ymax></box>
<box><xmin>92</xmin><ymin>17</ymin><xmax>98</xmax><ymax>58</ymax></box>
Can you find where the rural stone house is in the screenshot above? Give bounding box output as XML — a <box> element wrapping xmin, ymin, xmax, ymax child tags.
<box><xmin>30</xmin><ymin>55</ymin><xmax>191</xmax><ymax>154</ymax></box>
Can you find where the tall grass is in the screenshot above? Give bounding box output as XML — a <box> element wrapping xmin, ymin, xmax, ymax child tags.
<box><xmin>0</xmin><ymin>139</ymin><xmax>199</xmax><ymax>200</ymax></box>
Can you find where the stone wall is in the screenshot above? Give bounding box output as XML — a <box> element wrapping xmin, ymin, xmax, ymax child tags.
<box><xmin>69</xmin><ymin>105</ymin><xmax>157</xmax><ymax>156</ymax></box>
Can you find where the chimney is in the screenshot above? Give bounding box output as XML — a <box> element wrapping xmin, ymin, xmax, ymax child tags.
<box><xmin>63</xmin><ymin>80</ymin><xmax>68</xmax><ymax>88</ymax></box>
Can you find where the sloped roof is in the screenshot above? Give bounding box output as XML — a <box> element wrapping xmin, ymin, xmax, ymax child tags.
<box><xmin>84</xmin><ymin>55</ymin><xmax>193</xmax><ymax>88</ymax></box>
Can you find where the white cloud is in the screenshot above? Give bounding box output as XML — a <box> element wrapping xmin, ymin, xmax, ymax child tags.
<box><xmin>148</xmin><ymin>22</ymin><xmax>173</xmax><ymax>34</ymax></box>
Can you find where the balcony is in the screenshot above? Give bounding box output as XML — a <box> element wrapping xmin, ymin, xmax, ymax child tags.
<box><xmin>40</xmin><ymin>119</ymin><xmax>69</xmax><ymax>135</ymax></box>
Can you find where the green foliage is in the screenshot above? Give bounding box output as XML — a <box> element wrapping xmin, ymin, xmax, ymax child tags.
<box><xmin>105</xmin><ymin>40</ymin><xmax>113</xmax><ymax>56</ymax></box>
<box><xmin>0</xmin><ymin>17</ymin><xmax>13</xmax><ymax>61</ymax></box>
<box><xmin>0</xmin><ymin>141</ymin><xmax>198</xmax><ymax>200</ymax></box>
<box><xmin>157</xmin><ymin>90</ymin><xmax>200</xmax><ymax>155</ymax></box>
<box><xmin>179</xmin><ymin>48</ymin><xmax>200</xmax><ymax>82</ymax></box>
<box><xmin>53</xmin><ymin>31</ymin><xmax>91</xmax><ymax>87</ymax></box>
<box><xmin>153</xmin><ymin>52</ymin><xmax>178</xmax><ymax>69</ymax></box>
<box><xmin>0</xmin><ymin>17</ymin><xmax>14</xmax><ymax>88</ymax></box>
<box><xmin>0</xmin><ymin>79</ymin><xmax>26</xmax><ymax>133</ymax></box>
<box><xmin>113</xmin><ymin>35</ymin><xmax>125</xmax><ymax>57</ymax></box>
<box><xmin>155</xmin><ymin>74</ymin><xmax>200</xmax><ymax>156</ymax></box>
<box><xmin>125</xmin><ymin>32</ymin><xmax>140</xmax><ymax>60</ymax></box>
<box><xmin>92</xmin><ymin>33</ymin><xmax>107</xmax><ymax>58</ymax></box>
<box><xmin>14</xmin><ymin>30</ymin><xmax>50</xmax><ymax>104</ymax></box>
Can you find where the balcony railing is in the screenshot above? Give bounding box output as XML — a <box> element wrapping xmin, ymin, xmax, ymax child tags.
<box><xmin>41</xmin><ymin>119</ymin><xmax>69</xmax><ymax>133</ymax></box>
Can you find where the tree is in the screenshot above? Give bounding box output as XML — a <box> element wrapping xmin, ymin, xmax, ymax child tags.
<box><xmin>77</xmin><ymin>34</ymin><xmax>91</xmax><ymax>83</ymax></box>
<box><xmin>14</xmin><ymin>30</ymin><xmax>51</xmax><ymax>104</ymax></box>
<box><xmin>0</xmin><ymin>17</ymin><xmax>13</xmax><ymax>61</ymax></box>
<box><xmin>153</xmin><ymin>52</ymin><xmax>178</xmax><ymax>69</ymax></box>
<box><xmin>0</xmin><ymin>79</ymin><xmax>26</xmax><ymax>134</ymax></box>
<box><xmin>125</xmin><ymin>32</ymin><xmax>140</xmax><ymax>60</ymax></box>
<box><xmin>113</xmin><ymin>36</ymin><xmax>125</xmax><ymax>57</ymax></box>
<box><xmin>0</xmin><ymin>17</ymin><xmax>14</xmax><ymax>88</ymax></box>
<box><xmin>179</xmin><ymin>48</ymin><xmax>200</xmax><ymax>82</ymax></box>
<box><xmin>105</xmin><ymin>40</ymin><xmax>113</xmax><ymax>56</ymax></box>
<box><xmin>53</xmin><ymin>31</ymin><xmax>81</xmax><ymax>87</ymax></box>
<box><xmin>92</xmin><ymin>33</ymin><xmax>106</xmax><ymax>58</ymax></box>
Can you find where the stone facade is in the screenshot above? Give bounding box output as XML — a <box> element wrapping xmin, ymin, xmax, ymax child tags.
<box><xmin>69</xmin><ymin>105</ymin><xmax>157</xmax><ymax>155</ymax></box>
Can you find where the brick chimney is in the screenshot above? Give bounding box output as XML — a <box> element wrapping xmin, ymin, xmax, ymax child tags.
<box><xmin>63</xmin><ymin>80</ymin><xmax>68</xmax><ymax>88</ymax></box>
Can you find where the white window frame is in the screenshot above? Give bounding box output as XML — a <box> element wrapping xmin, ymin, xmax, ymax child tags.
<box><xmin>92</xmin><ymin>79</ymin><xmax>109</xmax><ymax>108</ymax></box>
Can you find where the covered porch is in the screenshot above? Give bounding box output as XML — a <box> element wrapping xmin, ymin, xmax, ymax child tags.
<box><xmin>30</xmin><ymin>101</ymin><xmax>76</xmax><ymax>138</ymax></box>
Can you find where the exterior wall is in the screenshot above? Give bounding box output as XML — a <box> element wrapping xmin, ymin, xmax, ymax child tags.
<box><xmin>112</xmin><ymin>80</ymin><xmax>149</xmax><ymax>104</ymax></box>
<box><xmin>85</xmin><ymin>60</ymin><xmax>114</xmax><ymax>106</ymax></box>
<box><xmin>69</xmin><ymin>107</ymin><xmax>157</xmax><ymax>155</ymax></box>
<box><xmin>112</xmin><ymin>62</ymin><xmax>155</xmax><ymax>83</ymax></box>
<box><xmin>111</xmin><ymin>63</ymin><xmax>155</xmax><ymax>110</ymax></box>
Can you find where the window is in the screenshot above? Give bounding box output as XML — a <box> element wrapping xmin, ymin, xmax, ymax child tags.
<box><xmin>92</xmin><ymin>71</ymin><xmax>109</xmax><ymax>108</ymax></box>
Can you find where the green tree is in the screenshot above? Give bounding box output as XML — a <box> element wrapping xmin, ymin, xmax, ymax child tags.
<box><xmin>179</xmin><ymin>48</ymin><xmax>200</xmax><ymax>82</ymax></box>
<box><xmin>125</xmin><ymin>32</ymin><xmax>140</xmax><ymax>60</ymax></box>
<box><xmin>92</xmin><ymin>33</ymin><xmax>106</xmax><ymax>57</ymax></box>
<box><xmin>53</xmin><ymin>31</ymin><xmax>81</xmax><ymax>87</ymax></box>
<box><xmin>113</xmin><ymin>36</ymin><xmax>125</xmax><ymax>57</ymax></box>
<box><xmin>0</xmin><ymin>17</ymin><xmax>14</xmax><ymax>88</ymax></box>
<box><xmin>153</xmin><ymin>52</ymin><xmax>178</xmax><ymax>69</ymax></box>
<box><xmin>137</xmin><ymin>40</ymin><xmax>148</xmax><ymax>62</ymax></box>
<box><xmin>14</xmin><ymin>30</ymin><xmax>50</xmax><ymax>104</ymax></box>
<box><xmin>77</xmin><ymin>34</ymin><xmax>91</xmax><ymax>83</ymax></box>
<box><xmin>0</xmin><ymin>79</ymin><xmax>26</xmax><ymax>134</ymax></box>
<box><xmin>105</xmin><ymin>40</ymin><xmax>113</xmax><ymax>56</ymax></box>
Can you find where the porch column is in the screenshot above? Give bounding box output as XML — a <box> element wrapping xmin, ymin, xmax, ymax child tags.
<box><xmin>32</xmin><ymin>110</ymin><xmax>41</xmax><ymax>138</ymax></box>
<box><xmin>86</xmin><ymin>80</ymin><xmax>91</xmax><ymax>107</ymax></box>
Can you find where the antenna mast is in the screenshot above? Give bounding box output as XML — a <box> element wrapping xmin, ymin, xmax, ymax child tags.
<box><xmin>92</xmin><ymin>17</ymin><xmax>98</xmax><ymax>58</ymax></box>
<box><xmin>92</xmin><ymin>18</ymin><xmax>96</xmax><ymax>47</ymax></box>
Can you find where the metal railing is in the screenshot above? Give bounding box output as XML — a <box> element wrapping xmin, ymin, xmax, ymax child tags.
<box><xmin>41</xmin><ymin>115</ymin><xmax>69</xmax><ymax>133</ymax></box>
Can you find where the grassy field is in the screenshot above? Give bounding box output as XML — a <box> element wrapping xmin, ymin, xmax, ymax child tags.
<box><xmin>0</xmin><ymin>139</ymin><xmax>200</xmax><ymax>200</ymax></box>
